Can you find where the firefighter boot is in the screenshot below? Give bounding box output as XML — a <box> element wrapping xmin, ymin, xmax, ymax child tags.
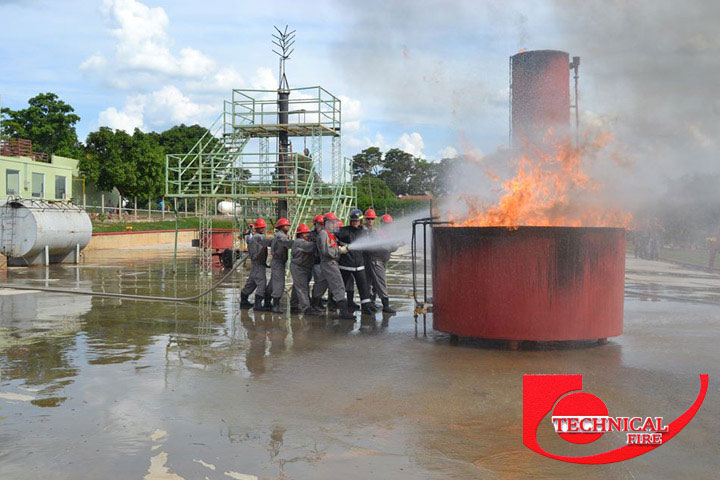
<box><xmin>240</xmin><ymin>293</ymin><xmax>253</xmax><ymax>309</ymax></box>
<box><xmin>381</xmin><ymin>297</ymin><xmax>396</xmax><ymax>314</ymax></box>
<box><xmin>346</xmin><ymin>291</ymin><xmax>360</xmax><ymax>311</ymax></box>
<box><xmin>361</xmin><ymin>302</ymin><xmax>375</xmax><ymax>315</ymax></box>
<box><xmin>303</xmin><ymin>306</ymin><xmax>323</xmax><ymax>316</ymax></box>
<box><xmin>327</xmin><ymin>294</ymin><xmax>338</xmax><ymax>311</ymax></box>
<box><xmin>271</xmin><ymin>297</ymin><xmax>281</xmax><ymax>313</ymax></box>
<box><xmin>337</xmin><ymin>299</ymin><xmax>356</xmax><ymax>320</ymax></box>
<box><xmin>263</xmin><ymin>294</ymin><xmax>272</xmax><ymax>311</ymax></box>
<box><xmin>253</xmin><ymin>296</ymin><xmax>270</xmax><ymax>311</ymax></box>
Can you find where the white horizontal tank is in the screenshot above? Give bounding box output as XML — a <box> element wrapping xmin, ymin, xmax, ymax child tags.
<box><xmin>0</xmin><ymin>200</ymin><xmax>92</xmax><ymax>266</ymax></box>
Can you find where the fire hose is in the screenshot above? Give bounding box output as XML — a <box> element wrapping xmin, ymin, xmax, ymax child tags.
<box><xmin>0</xmin><ymin>253</ymin><xmax>249</xmax><ymax>303</ymax></box>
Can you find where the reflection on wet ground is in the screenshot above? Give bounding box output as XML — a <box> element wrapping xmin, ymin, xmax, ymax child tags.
<box><xmin>0</xmin><ymin>250</ymin><xmax>719</xmax><ymax>479</ymax></box>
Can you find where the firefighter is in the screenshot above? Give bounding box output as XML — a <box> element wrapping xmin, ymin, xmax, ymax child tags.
<box><xmin>288</xmin><ymin>223</ymin><xmax>323</xmax><ymax>316</ymax></box>
<box><xmin>240</xmin><ymin>218</ymin><xmax>273</xmax><ymax>311</ymax></box>
<box><xmin>268</xmin><ymin>217</ymin><xmax>291</xmax><ymax>313</ymax></box>
<box><xmin>309</xmin><ymin>214</ymin><xmax>329</xmax><ymax>309</ymax></box>
<box><xmin>367</xmin><ymin>213</ymin><xmax>402</xmax><ymax>313</ymax></box>
<box><xmin>316</xmin><ymin>212</ymin><xmax>354</xmax><ymax>319</ymax></box>
<box><xmin>362</xmin><ymin>208</ymin><xmax>379</xmax><ymax>307</ymax></box>
<box><xmin>337</xmin><ymin>209</ymin><xmax>376</xmax><ymax>315</ymax></box>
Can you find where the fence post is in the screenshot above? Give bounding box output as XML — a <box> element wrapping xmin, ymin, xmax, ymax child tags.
<box><xmin>119</xmin><ymin>196</ymin><xmax>123</xmax><ymax>220</ymax></box>
<box><xmin>101</xmin><ymin>193</ymin><xmax>105</xmax><ymax>216</ymax></box>
<box><xmin>162</xmin><ymin>197</ymin><xmax>165</xmax><ymax>220</ymax></box>
<box><xmin>148</xmin><ymin>197</ymin><xmax>152</xmax><ymax>220</ymax></box>
<box><xmin>134</xmin><ymin>196</ymin><xmax>137</xmax><ymax>220</ymax></box>
<box><xmin>184</xmin><ymin>198</ymin><xmax>188</xmax><ymax>217</ymax></box>
<box><xmin>173</xmin><ymin>197</ymin><xmax>177</xmax><ymax>218</ymax></box>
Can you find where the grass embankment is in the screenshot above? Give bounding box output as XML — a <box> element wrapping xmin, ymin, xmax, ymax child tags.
<box><xmin>659</xmin><ymin>248</ymin><xmax>712</xmax><ymax>269</ymax></box>
<box><xmin>92</xmin><ymin>217</ymin><xmax>236</xmax><ymax>233</ymax></box>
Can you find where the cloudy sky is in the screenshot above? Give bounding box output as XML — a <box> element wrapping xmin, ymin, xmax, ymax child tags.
<box><xmin>1</xmin><ymin>0</ymin><xmax>718</xmax><ymax>187</ymax></box>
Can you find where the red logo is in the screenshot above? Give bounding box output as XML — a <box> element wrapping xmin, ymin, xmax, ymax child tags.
<box><xmin>523</xmin><ymin>374</ymin><xmax>708</xmax><ymax>464</ymax></box>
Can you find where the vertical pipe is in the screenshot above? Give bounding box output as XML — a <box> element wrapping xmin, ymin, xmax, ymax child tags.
<box><xmin>134</xmin><ymin>196</ymin><xmax>138</xmax><ymax>220</ymax></box>
<box><xmin>75</xmin><ymin>243</ymin><xmax>80</xmax><ymax>264</ymax></box>
<box><xmin>119</xmin><ymin>196</ymin><xmax>123</xmax><ymax>220</ymax></box>
<box><xmin>101</xmin><ymin>193</ymin><xmax>105</xmax><ymax>216</ymax></box>
<box><xmin>277</xmin><ymin>90</ymin><xmax>290</xmax><ymax>219</ymax></box>
<box><xmin>44</xmin><ymin>245</ymin><xmax>49</xmax><ymax>266</ymax></box>
<box><xmin>162</xmin><ymin>197</ymin><xmax>165</xmax><ymax>220</ymax></box>
<box><xmin>184</xmin><ymin>198</ymin><xmax>188</xmax><ymax>217</ymax></box>
<box><xmin>83</xmin><ymin>192</ymin><xmax>86</xmax><ymax>211</ymax></box>
<box><xmin>148</xmin><ymin>197</ymin><xmax>152</xmax><ymax>220</ymax></box>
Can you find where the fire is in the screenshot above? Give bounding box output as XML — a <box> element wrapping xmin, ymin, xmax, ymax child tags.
<box><xmin>447</xmin><ymin>131</ymin><xmax>632</xmax><ymax>228</ymax></box>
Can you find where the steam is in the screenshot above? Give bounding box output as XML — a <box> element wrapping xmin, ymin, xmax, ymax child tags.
<box><xmin>346</xmin><ymin>209</ymin><xmax>431</xmax><ymax>251</ymax></box>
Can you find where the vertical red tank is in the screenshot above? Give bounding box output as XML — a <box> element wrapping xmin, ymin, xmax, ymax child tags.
<box><xmin>511</xmin><ymin>50</ymin><xmax>571</xmax><ymax>145</ymax></box>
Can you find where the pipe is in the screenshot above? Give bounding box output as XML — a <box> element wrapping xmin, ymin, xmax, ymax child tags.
<box><xmin>0</xmin><ymin>253</ymin><xmax>248</xmax><ymax>303</ymax></box>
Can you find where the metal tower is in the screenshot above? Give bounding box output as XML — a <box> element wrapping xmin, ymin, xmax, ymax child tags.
<box><xmin>165</xmin><ymin>28</ymin><xmax>356</xmax><ymax>274</ymax></box>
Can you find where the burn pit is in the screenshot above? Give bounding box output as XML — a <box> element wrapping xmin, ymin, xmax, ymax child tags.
<box><xmin>431</xmin><ymin>226</ymin><xmax>625</xmax><ymax>344</ymax></box>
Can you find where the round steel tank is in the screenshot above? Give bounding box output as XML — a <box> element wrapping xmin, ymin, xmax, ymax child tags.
<box><xmin>431</xmin><ymin>226</ymin><xmax>625</xmax><ymax>342</ymax></box>
<box><xmin>511</xmin><ymin>50</ymin><xmax>571</xmax><ymax>145</ymax></box>
<box><xmin>0</xmin><ymin>200</ymin><xmax>92</xmax><ymax>265</ymax></box>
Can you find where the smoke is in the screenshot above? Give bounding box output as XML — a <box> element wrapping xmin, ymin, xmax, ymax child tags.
<box><xmin>548</xmin><ymin>0</ymin><xmax>720</xmax><ymax>198</ymax></box>
<box><xmin>333</xmin><ymin>1</ymin><xmax>720</xmax><ymax>239</ymax></box>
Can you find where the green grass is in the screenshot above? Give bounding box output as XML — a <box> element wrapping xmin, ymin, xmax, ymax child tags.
<box><xmin>92</xmin><ymin>217</ymin><xmax>236</xmax><ymax>233</ymax></box>
<box><xmin>659</xmin><ymin>248</ymin><xmax>713</xmax><ymax>269</ymax></box>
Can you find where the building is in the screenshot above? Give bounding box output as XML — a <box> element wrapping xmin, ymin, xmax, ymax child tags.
<box><xmin>0</xmin><ymin>140</ymin><xmax>79</xmax><ymax>203</ymax></box>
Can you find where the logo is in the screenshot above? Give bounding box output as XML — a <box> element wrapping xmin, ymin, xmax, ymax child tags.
<box><xmin>523</xmin><ymin>374</ymin><xmax>708</xmax><ymax>464</ymax></box>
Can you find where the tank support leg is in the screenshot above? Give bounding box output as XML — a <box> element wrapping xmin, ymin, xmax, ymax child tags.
<box><xmin>450</xmin><ymin>335</ymin><xmax>459</xmax><ymax>345</ymax></box>
<box><xmin>597</xmin><ymin>338</ymin><xmax>608</xmax><ymax>345</ymax></box>
<box><xmin>507</xmin><ymin>340</ymin><xmax>520</xmax><ymax>351</ymax></box>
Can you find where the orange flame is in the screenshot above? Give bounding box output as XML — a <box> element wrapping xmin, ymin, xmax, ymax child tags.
<box><xmin>447</xmin><ymin>131</ymin><xmax>632</xmax><ymax>228</ymax></box>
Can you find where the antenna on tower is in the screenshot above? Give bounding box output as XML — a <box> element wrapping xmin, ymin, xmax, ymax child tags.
<box><xmin>272</xmin><ymin>25</ymin><xmax>295</xmax><ymax>91</ymax></box>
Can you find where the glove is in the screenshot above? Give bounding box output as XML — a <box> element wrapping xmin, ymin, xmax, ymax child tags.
<box><xmin>338</xmin><ymin>245</ymin><xmax>349</xmax><ymax>254</ymax></box>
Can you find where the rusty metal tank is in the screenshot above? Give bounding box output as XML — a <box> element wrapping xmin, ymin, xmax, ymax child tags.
<box><xmin>510</xmin><ymin>49</ymin><xmax>571</xmax><ymax>145</ymax></box>
<box><xmin>431</xmin><ymin>227</ymin><xmax>625</xmax><ymax>342</ymax></box>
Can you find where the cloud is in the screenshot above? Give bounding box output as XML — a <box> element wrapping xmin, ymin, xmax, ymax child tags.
<box><xmin>396</xmin><ymin>132</ymin><xmax>425</xmax><ymax>157</ymax></box>
<box><xmin>98</xmin><ymin>85</ymin><xmax>215</xmax><ymax>132</ymax></box>
<box><xmin>98</xmin><ymin>95</ymin><xmax>145</xmax><ymax>131</ymax></box>
<box><xmin>438</xmin><ymin>146</ymin><xmax>458</xmax><ymax>159</ymax></box>
<box><xmin>94</xmin><ymin>0</ymin><xmax>214</xmax><ymax>79</ymax></box>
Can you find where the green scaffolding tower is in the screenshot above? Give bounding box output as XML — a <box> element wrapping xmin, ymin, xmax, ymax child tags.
<box><xmin>165</xmin><ymin>86</ymin><xmax>356</xmax><ymax>273</ymax></box>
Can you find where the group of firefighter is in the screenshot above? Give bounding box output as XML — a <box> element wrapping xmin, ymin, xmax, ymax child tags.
<box><xmin>239</xmin><ymin>208</ymin><xmax>402</xmax><ymax>319</ymax></box>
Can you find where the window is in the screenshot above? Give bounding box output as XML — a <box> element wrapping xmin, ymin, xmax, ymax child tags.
<box><xmin>55</xmin><ymin>175</ymin><xmax>66</xmax><ymax>199</ymax></box>
<box><xmin>32</xmin><ymin>172</ymin><xmax>44</xmax><ymax>198</ymax></box>
<box><xmin>6</xmin><ymin>169</ymin><xmax>20</xmax><ymax>196</ymax></box>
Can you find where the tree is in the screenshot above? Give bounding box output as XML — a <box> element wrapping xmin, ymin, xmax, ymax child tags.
<box><xmin>356</xmin><ymin>175</ymin><xmax>395</xmax><ymax>210</ymax></box>
<box><xmin>351</xmin><ymin>146</ymin><xmax>383</xmax><ymax>181</ymax></box>
<box><xmin>0</xmin><ymin>92</ymin><xmax>82</xmax><ymax>157</ymax></box>
<box><xmin>378</xmin><ymin>148</ymin><xmax>416</xmax><ymax>195</ymax></box>
<box><xmin>157</xmin><ymin>124</ymin><xmax>217</xmax><ymax>154</ymax></box>
<box><xmin>82</xmin><ymin>127</ymin><xmax>165</xmax><ymax>198</ymax></box>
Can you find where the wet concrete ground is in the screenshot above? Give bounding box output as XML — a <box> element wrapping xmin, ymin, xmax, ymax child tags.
<box><xmin>0</xmin><ymin>249</ymin><xmax>719</xmax><ymax>479</ymax></box>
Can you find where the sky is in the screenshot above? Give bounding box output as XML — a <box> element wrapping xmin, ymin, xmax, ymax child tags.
<box><xmin>1</xmin><ymin>0</ymin><xmax>718</xmax><ymax>197</ymax></box>
<box><xmin>0</xmin><ymin>0</ymin><xmax>559</xmax><ymax>161</ymax></box>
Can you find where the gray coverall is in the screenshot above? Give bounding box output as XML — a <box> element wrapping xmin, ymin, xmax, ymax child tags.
<box><xmin>241</xmin><ymin>232</ymin><xmax>271</xmax><ymax>299</ymax></box>
<box><xmin>268</xmin><ymin>230</ymin><xmax>290</xmax><ymax>300</ymax></box>
<box><xmin>309</xmin><ymin>229</ymin><xmax>327</xmax><ymax>300</ymax></box>
<box><xmin>288</xmin><ymin>238</ymin><xmax>316</xmax><ymax>311</ymax></box>
<box><xmin>317</xmin><ymin>229</ymin><xmax>345</xmax><ymax>302</ymax></box>
<box><xmin>367</xmin><ymin>230</ymin><xmax>400</xmax><ymax>299</ymax></box>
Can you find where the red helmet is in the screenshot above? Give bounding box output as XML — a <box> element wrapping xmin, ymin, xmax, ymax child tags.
<box><xmin>275</xmin><ymin>217</ymin><xmax>290</xmax><ymax>228</ymax></box>
<box><xmin>254</xmin><ymin>218</ymin><xmax>267</xmax><ymax>228</ymax></box>
<box><xmin>381</xmin><ymin>214</ymin><xmax>393</xmax><ymax>224</ymax></box>
<box><xmin>324</xmin><ymin>212</ymin><xmax>339</xmax><ymax>221</ymax></box>
<box><xmin>364</xmin><ymin>208</ymin><xmax>377</xmax><ymax>219</ymax></box>
<box><xmin>313</xmin><ymin>214</ymin><xmax>325</xmax><ymax>224</ymax></box>
<box><xmin>296</xmin><ymin>223</ymin><xmax>311</xmax><ymax>234</ymax></box>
